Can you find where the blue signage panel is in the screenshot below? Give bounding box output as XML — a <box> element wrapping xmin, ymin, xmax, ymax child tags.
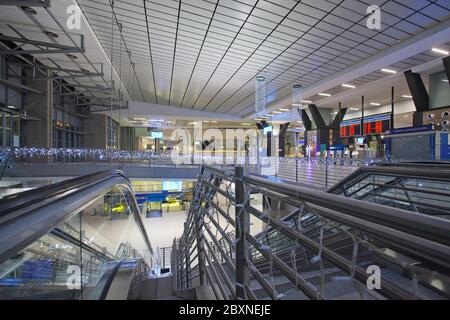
<box><xmin>385</xmin><ymin>124</ymin><xmax>434</xmax><ymax>135</ymax></box>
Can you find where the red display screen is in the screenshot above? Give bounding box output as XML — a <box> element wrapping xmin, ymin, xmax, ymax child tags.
<box><xmin>340</xmin><ymin>114</ymin><xmax>390</xmax><ymax>137</ymax></box>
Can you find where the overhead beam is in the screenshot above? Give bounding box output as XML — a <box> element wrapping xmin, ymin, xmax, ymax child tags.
<box><xmin>0</xmin><ymin>78</ymin><xmax>43</xmax><ymax>95</ymax></box>
<box><xmin>120</xmin><ymin>101</ymin><xmax>242</xmax><ymax>121</ymax></box>
<box><xmin>443</xmin><ymin>56</ymin><xmax>450</xmax><ymax>86</ymax></box>
<box><xmin>0</xmin><ymin>0</ymin><xmax>50</xmax><ymax>7</ymax></box>
<box><xmin>0</xmin><ymin>35</ymin><xmax>84</xmax><ymax>55</ymax></box>
<box><xmin>404</xmin><ymin>70</ymin><xmax>429</xmax><ymax>112</ymax></box>
<box><xmin>308</xmin><ymin>104</ymin><xmax>327</xmax><ymax>129</ymax></box>
<box><xmin>299</xmin><ymin>109</ymin><xmax>312</xmax><ymax>131</ymax></box>
<box><xmin>330</xmin><ymin>108</ymin><xmax>347</xmax><ymax>129</ymax></box>
<box><xmin>11</xmin><ymin>72</ymin><xmax>104</xmax><ymax>80</ymax></box>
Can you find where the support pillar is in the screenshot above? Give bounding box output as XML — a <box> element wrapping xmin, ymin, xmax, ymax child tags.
<box><xmin>235</xmin><ymin>166</ymin><xmax>249</xmax><ymax>299</ymax></box>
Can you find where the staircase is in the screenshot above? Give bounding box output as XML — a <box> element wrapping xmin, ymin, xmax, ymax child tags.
<box><xmin>169</xmin><ymin>164</ymin><xmax>450</xmax><ymax>300</ymax></box>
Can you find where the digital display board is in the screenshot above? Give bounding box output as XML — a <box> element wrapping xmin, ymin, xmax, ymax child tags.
<box><xmin>151</xmin><ymin>131</ymin><xmax>163</xmax><ymax>139</ymax></box>
<box><xmin>162</xmin><ymin>181</ymin><xmax>182</xmax><ymax>191</ymax></box>
<box><xmin>340</xmin><ymin>114</ymin><xmax>391</xmax><ymax>137</ymax></box>
<box><xmin>263</xmin><ymin>126</ymin><xmax>273</xmax><ymax>134</ymax></box>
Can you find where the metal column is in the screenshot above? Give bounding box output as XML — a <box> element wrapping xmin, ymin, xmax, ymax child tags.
<box><xmin>235</xmin><ymin>166</ymin><xmax>250</xmax><ymax>299</ymax></box>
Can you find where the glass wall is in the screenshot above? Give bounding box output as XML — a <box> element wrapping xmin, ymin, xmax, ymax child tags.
<box><xmin>52</xmin><ymin>83</ymin><xmax>88</xmax><ymax>148</ymax></box>
<box><xmin>106</xmin><ymin>117</ymin><xmax>119</xmax><ymax>149</ymax></box>
<box><xmin>0</xmin><ymin>185</ymin><xmax>151</xmax><ymax>300</ymax></box>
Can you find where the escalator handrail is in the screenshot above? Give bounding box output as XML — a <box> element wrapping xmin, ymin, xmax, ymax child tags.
<box><xmin>89</xmin><ymin>260</ymin><xmax>124</xmax><ymax>300</ymax></box>
<box><xmin>327</xmin><ymin>164</ymin><xmax>450</xmax><ymax>193</ymax></box>
<box><xmin>244</xmin><ymin>173</ymin><xmax>450</xmax><ymax>247</ymax></box>
<box><xmin>0</xmin><ymin>170</ymin><xmax>155</xmax><ymax>266</ymax></box>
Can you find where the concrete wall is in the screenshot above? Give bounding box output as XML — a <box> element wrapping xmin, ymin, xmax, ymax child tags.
<box><xmin>86</xmin><ymin>113</ymin><xmax>107</xmax><ymax>149</ymax></box>
<box><xmin>23</xmin><ymin>70</ymin><xmax>52</xmax><ymax>147</ymax></box>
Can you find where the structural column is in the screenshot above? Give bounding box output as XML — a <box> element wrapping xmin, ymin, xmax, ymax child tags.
<box><xmin>235</xmin><ymin>166</ymin><xmax>250</xmax><ymax>299</ymax></box>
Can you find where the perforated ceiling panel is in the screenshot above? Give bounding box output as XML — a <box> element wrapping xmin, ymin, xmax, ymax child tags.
<box><xmin>77</xmin><ymin>0</ymin><xmax>450</xmax><ymax>114</ymax></box>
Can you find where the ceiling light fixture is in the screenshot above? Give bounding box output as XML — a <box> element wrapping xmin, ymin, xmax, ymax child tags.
<box><xmin>350</xmin><ymin>107</ymin><xmax>359</xmax><ymax>111</ymax></box>
<box><xmin>272</xmin><ymin>111</ymin><xmax>282</xmax><ymax>114</ymax></box>
<box><xmin>21</xmin><ymin>6</ymin><xmax>37</xmax><ymax>15</ymax></box>
<box><xmin>342</xmin><ymin>84</ymin><xmax>356</xmax><ymax>89</ymax></box>
<box><xmin>432</xmin><ymin>48</ymin><xmax>449</xmax><ymax>55</ymax></box>
<box><xmin>302</xmin><ymin>100</ymin><xmax>312</xmax><ymax>104</ymax></box>
<box><xmin>402</xmin><ymin>95</ymin><xmax>413</xmax><ymax>98</ymax></box>
<box><xmin>370</xmin><ymin>102</ymin><xmax>381</xmax><ymax>106</ymax></box>
<box><xmin>318</xmin><ymin>93</ymin><xmax>331</xmax><ymax>97</ymax></box>
<box><xmin>443</xmin><ymin>79</ymin><xmax>449</xmax><ymax>82</ymax></box>
<box><xmin>381</xmin><ymin>68</ymin><xmax>397</xmax><ymax>74</ymax></box>
<box><xmin>279</xmin><ymin>108</ymin><xmax>290</xmax><ymax>112</ymax></box>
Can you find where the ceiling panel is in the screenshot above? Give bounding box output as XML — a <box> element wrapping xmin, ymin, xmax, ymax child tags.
<box><xmin>73</xmin><ymin>0</ymin><xmax>450</xmax><ymax>115</ymax></box>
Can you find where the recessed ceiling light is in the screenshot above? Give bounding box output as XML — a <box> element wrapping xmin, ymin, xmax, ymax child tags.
<box><xmin>443</xmin><ymin>79</ymin><xmax>449</xmax><ymax>82</ymax></box>
<box><xmin>7</xmin><ymin>105</ymin><xmax>18</xmax><ymax>110</ymax></box>
<box><xmin>272</xmin><ymin>111</ymin><xmax>282</xmax><ymax>114</ymax></box>
<box><xmin>342</xmin><ymin>84</ymin><xmax>356</xmax><ymax>89</ymax></box>
<box><xmin>381</xmin><ymin>68</ymin><xmax>397</xmax><ymax>74</ymax></box>
<box><xmin>432</xmin><ymin>48</ymin><xmax>449</xmax><ymax>55</ymax></box>
<box><xmin>318</xmin><ymin>93</ymin><xmax>331</xmax><ymax>97</ymax></box>
<box><xmin>21</xmin><ymin>6</ymin><xmax>37</xmax><ymax>15</ymax></box>
<box><xmin>370</xmin><ymin>102</ymin><xmax>381</xmax><ymax>106</ymax></box>
<box><xmin>302</xmin><ymin>100</ymin><xmax>312</xmax><ymax>104</ymax></box>
<box><xmin>279</xmin><ymin>108</ymin><xmax>290</xmax><ymax>112</ymax></box>
<box><xmin>45</xmin><ymin>31</ymin><xmax>59</xmax><ymax>38</ymax></box>
<box><xmin>402</xmin><ymin>95</ymin><xmax>413</xmax><ymax>98</ymax></box>
<box><xmin>350</xmin><ymin>107</ymin><xmax>359</xmax><ymax>111</ymax></box>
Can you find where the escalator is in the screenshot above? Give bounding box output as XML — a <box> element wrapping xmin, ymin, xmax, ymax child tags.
<box><xmin>328</xmin><ymin>162</ymin><xmax>450</xmax><ymax>217</ymax></box>
<box><xmin>0</xmin><ymin>170</ymin><xmax>158</xmax><ymax>300</ymax></box>
<box><xmin>235</xmin><ymin>163</ymin><xmax>450</xmax><ymax>299</ymax></box>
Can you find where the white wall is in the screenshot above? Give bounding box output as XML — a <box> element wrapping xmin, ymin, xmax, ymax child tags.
<box><xmin>343</xmin><ymin>99</ymin><xmax>416</xmax><ymax>120</ymax></box>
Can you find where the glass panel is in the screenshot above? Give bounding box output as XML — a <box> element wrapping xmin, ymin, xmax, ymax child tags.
<box><xmin>0</xmin><ymin>185</ymin><xmax>153</xmax><ymax>300</ymax></box>
<box><xmin>0</xmin><ymin>215</ymin><xmax>83</xmax><ymax>300</ymax></box>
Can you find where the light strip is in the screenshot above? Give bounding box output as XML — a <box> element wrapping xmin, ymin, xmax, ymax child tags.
<box><xmin>370</xmin><ymin>102</ymin><xmax>381</xmax><ymax>106</ymax></box>
<box><xmin>342</xmin><ymin>84</ymin><xmax>356</xmax><ymax>89</ymax></box>
<box><xmin>318</xmin><ymin>93</ymin><xmax>331</xmax><ymax>97</ymax></box>
<box><xmin>432</xmin><ymin>48</ymin><xmax>449</xmax><ymax>55</ymax></box>
<box><xmin>381</xmin><ymin>68</ymin><xmax>397</xmax><ymax>74</ymax></box>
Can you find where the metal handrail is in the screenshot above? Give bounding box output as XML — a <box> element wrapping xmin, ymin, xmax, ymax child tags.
<box><xmin>0</xmin><ymin>170</ymin><xmax>156</xmax><ymax>265</ymax></box>
<box><xmin>328</xmin><ymin>165</ymin><xmax>450</xmax><ymax>193</ymax></box>
<box><xmin>173</xmin><ymin>165</ymin><xmax>450</xmax><ymax>300</ymax></box>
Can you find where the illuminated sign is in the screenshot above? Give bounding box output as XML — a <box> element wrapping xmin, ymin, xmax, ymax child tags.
<box><xmin>340</xmin><ymin>114</ymin><xmax>391</xmax><ymax>137</ymax></box>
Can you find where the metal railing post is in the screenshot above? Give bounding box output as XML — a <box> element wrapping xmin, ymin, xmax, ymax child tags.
<box><xmin>235</xmin><ymin>166</ymin><xmax>250</xmax><ymax>299</ymax></box>
<box><xmin>195</xmin><ymin>206</ymin><xmax>206</xmax><ymax>286</ymax></box>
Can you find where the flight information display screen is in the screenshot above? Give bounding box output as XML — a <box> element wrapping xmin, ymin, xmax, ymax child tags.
<box><xmin>340</xmin><ymin>114</ymin><xmax>391</xmax><ymax>137</ymax></box>
<box><xmin>162</xmin><ymin>181</ymin><xmax>182</xmax><ymax>191</ymax></box>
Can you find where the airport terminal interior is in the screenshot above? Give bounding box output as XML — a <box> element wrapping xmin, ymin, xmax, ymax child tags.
<box><xmin>0</xmin><ymin>0</ymin><xmax>449</xmax><ymax>301</ymax></box>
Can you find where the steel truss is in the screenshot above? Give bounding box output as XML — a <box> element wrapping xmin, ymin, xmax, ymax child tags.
<box><xmin>0</xmin><ymin>0</ymin><xmax>50</xmax><ymax>7</ymax></box>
